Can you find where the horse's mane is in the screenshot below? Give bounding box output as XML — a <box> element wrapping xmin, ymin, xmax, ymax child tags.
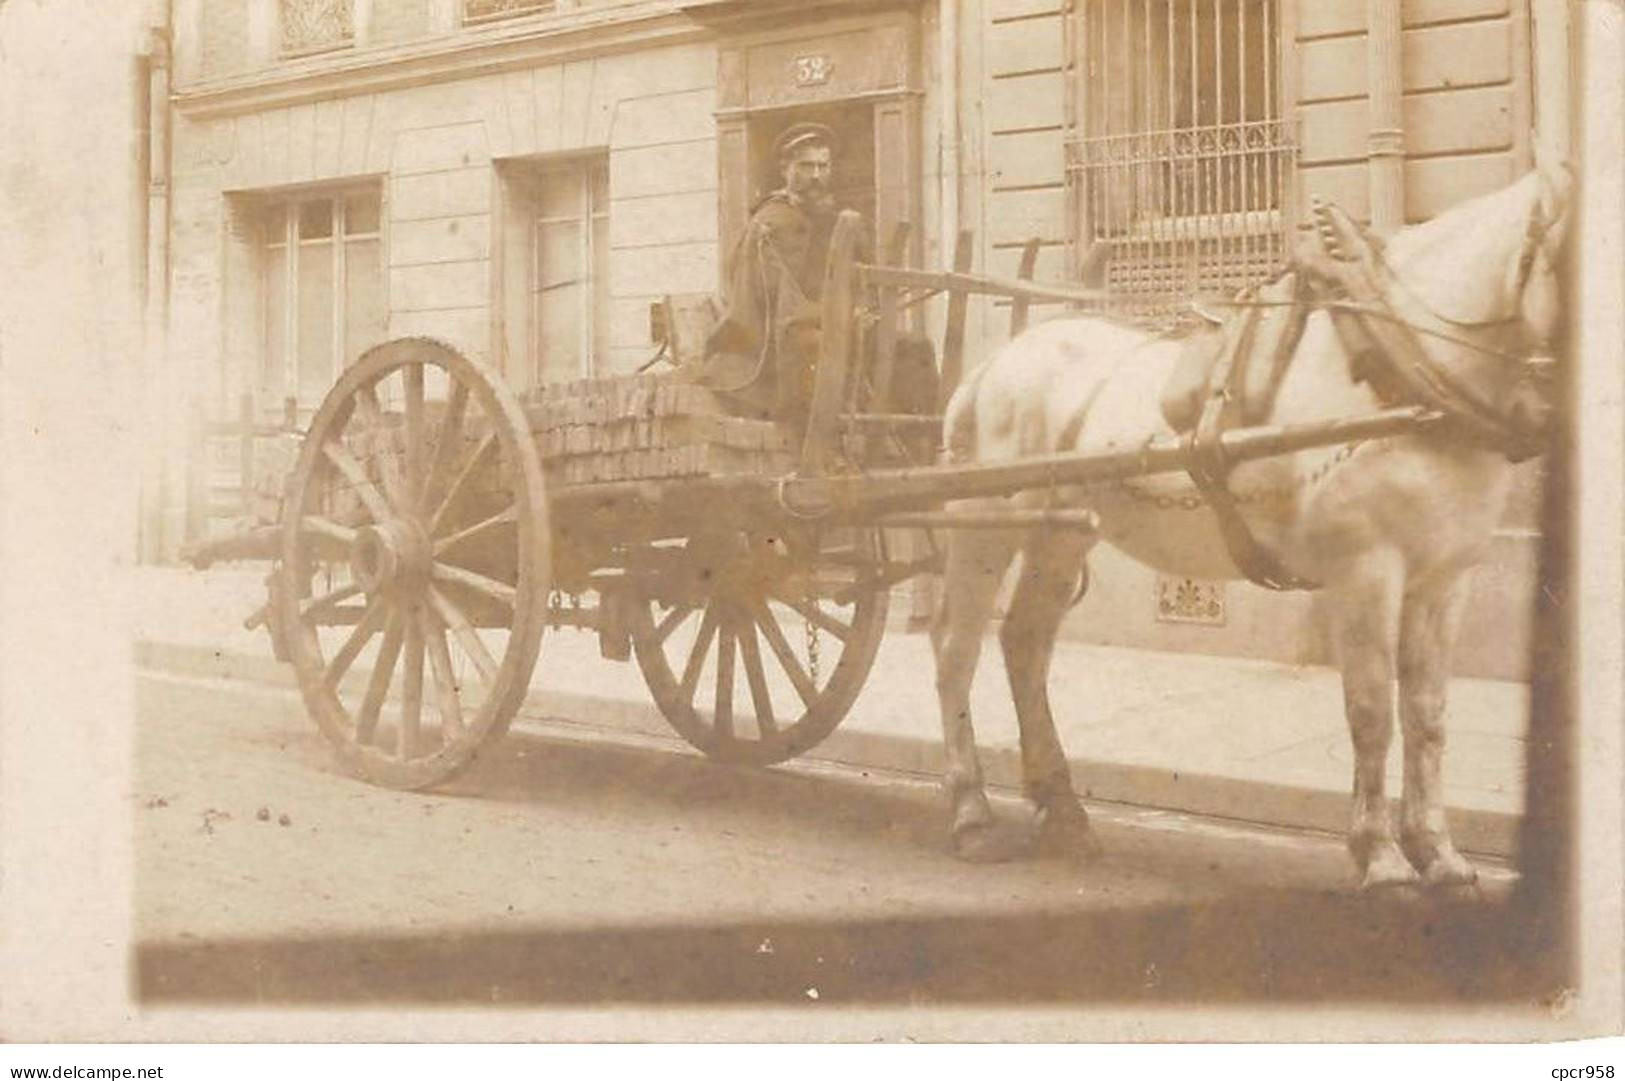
<box><xmin>1377</xmin><ymin>170</ymin><xmax>1549</xmax><ymax>323</ymax></box>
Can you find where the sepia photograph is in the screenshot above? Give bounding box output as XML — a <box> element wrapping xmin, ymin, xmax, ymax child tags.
<box><xmin>1</xmin><ymin>0</ymin><xmax>1622</xmax><ymax>1058</ymax></box>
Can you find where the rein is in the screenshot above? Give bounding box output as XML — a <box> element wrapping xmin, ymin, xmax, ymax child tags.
<box><xmin>1166</xmin><ymin>197</ymin><xmax>1557</xmax><ymax>592</ymax></box>
<box><xmin>1211</xmin><ymin>293</ymin><xmax>1548</xmax><ymax>462</ymax></box>
<box><xmin>1212</xmin><ymin>295</ymin><xmax>1536</xmax><ymax>366</ymax></box>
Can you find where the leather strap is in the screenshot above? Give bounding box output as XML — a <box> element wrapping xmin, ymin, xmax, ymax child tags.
<box><xmin>1303</xmin><ymin>206</ymin><xmax>1545</xmax><ymax>461</ymax></box>
<box><xmin>1249</xmin><ymin>274</ymin><xmax>1313</xmax><ymax>423</ymax></box>
<box><xmin>1185</xmin><ymin>299</ymin><xmax>1320</xmax><ymax>592</ymax></box>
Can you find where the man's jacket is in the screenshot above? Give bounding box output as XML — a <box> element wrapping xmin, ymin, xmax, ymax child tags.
<box><xmin>691</xmin><ymin>191</ymin><xmax>835</xmax><ymax>410</ymax></box>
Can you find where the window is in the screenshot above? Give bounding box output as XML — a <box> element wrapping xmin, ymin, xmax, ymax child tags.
<box><xmin>279</xmin><ymin>0</ymin><xmax>355</xmax><ymax>57</ymax></box>
<box><xmin>261</xmin><ymin>188</ymin><xmax>385</xmax><ymax>410</ymax></box>
<box><xmin>1070</xmin><ymin>0</ymin><xmax>1294</xmax><ymax>312</ymax></box>
<box><xmin>463</xmin><ymin>0</ymin><xmax>555</xmax><ymax>24</ymax></box>
<box><xmin>497</xmin><ymin>158</ymin><xmax>609</xmax><ymax>388</ymax></box>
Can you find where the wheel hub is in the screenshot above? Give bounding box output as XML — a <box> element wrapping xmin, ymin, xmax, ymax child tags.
<box><xmin>352</xmin><ymin>517</ymin><xmax>432</xmax><ymax>593</ymax></box>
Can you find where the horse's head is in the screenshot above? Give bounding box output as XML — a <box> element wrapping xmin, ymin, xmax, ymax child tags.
<box><xmin>1498</xmin><ymin>165</ymin><xmax>1574</xmax><ymax>438</ymax></box>
<box><xmin>1319</xmin><ymin>166</ymin><xmax>1574</xmax><ymax>453</ymax></box>
<box><xmin>1511</xmin><ymin>164</ymin><xmax>1574</xmax><ymax>358</ymax></box>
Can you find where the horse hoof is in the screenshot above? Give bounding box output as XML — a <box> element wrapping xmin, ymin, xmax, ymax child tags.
<box><xmin>951</xmin><ymin>822</ymin><xmax>1029</xmax><ymax>864</ymax></box>
<box><xmin>1035</xmin><ymin>809</ymin><xmax>1104</xmax><ymax>864</ymax></box>
<box><xmin>1358</xmin><ymin>847</ymin><xmax>1422</xmax><ymax>892</ymax></box>
<box><xmin>1421</xmin><ymin>855</ymin><xmax>1478</xmax><ymax>890</ymax></box>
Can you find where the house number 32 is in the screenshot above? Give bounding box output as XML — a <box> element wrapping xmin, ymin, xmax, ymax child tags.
<box><xmin>793</xmin><ymin>54</ymin><xmax>832</xmax><ymax>86</ymax></box>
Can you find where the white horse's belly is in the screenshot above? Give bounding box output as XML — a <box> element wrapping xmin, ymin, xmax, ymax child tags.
<box><xmin>1091</xmin><ymin>499</ymin><xmax>1246</xmax><ymax>580</ymax></box>
<box><xmin>965</xmin><ymin>317</ymin><xmax>1344</xmax><ymax>583</ymax></box>
<box><xmin>1062</xmin><ymin>346</ymin><xmax>1250</xmax><ymax>579</ymax></box>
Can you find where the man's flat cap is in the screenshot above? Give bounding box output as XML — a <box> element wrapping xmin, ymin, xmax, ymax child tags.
<box><xmin>774</xmin><ymin>122</ymin><xmax>837</xmax><ymax>162</ymax></box>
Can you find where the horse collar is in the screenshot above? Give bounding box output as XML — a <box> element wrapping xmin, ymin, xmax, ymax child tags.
<box><xmin>1301</xmin><ymin>207</ymin><xmax>1547</xmax><ymax>461</ymax></box>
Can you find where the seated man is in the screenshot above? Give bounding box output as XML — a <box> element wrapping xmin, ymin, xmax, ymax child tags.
<box><xmin>692</xmin><ymin>122</ymin><xmax>936</xmax><ymax>445</ymax></box>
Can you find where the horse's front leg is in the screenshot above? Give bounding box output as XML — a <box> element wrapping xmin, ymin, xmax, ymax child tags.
<box><xmin>930</xmin><ymin>520</ymin><xmax>1019</xmax><ymax>861</ymax></box>
<box><xmin>1397</xmin><ymin>576</ymin><xmax>1478</xmax><ymax>887</ymax></box>
<box><xmin>1332</xmin><ymin>550</ymin><xmax>1419</xmax><ymax>889</ymax></box>
<box><xmin>1001</xmin><ymin>528</ymin><xmax>1101</xmax><ymax>862</ymax></box>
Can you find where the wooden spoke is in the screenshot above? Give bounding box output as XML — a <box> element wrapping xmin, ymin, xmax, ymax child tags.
<box><xmin>678</xmin><ymin>606</ymin><xmax>720</xmax><ymax>707</ymax></box>
<box><xmin>427</xmin><ymin>585</ymin><xmax>500</xmax><ymax>686</ymax></box>
<box><xmin>654</xmin><ymin>603</ymin><xmax>697</xmax><ymax>645</ymax></box>
<box><xmin>398</xmin><ymin>610</ymin><xmax>424</xmax><ymax>759</ymax></box>
<box><xmin>628</xmin><ymin>530</ymin><xmax>890</xmax><ymax>765</ymax></box>
<box><xmin>402</xmin><ymin>362</ymin><xmax>426</xmax><ymax>506</ymax></box>
<box><xmin>430</xmin><ymin>562</ymin><xmax>517</xmax><ymax>610</ymax></box>
<box><xmin>302</xmin><ymin>581</ymin><xmax>364</xmax><ymax>620</ymax></box>
<box><xmin>750</xmin><ymin>599</ymin><xmax>817</xmax><ymax>708</ymax></box>
<box><xmin>432</xmin><ymin>502</ymin><xmax>518</xmax><ymax>557</ymax></box>
<box><xmin>736</xmin><ymin>620</ymin><xmax>777</xmax><ymax>738</ymax></box>
<box><xmin>322</xmin><ymin>596</ymin><xmax>389</xmax><ymax>690</ymax></box>
<box><xmin>321</xmin><ymin>440</ymin><xmax>394</xmax><ymax>523</ymax></box>
<box><xmin>354</xmin><ymin>610</ymin><xmax>405</xmax><ymax>746</ymax></box>
<box><xmin>277</xmin><ymin>337</ymin><xmax>549</xmax><ymax>791</ymax></box>
<box><xmin>713</xmin><ymin>615</ymin><xmax>736</xmax><ymax>741</ymax></box>
<box><xmin>418</xmin><ymin>381</ymin><xmax>469</xmax><ymax>516</ymax></box>
<box><xmin>419</xmin><ymin>605</ymin><xmax>465</xmax><ymax>740</ymax></box>
<box><xmin>429</xmin><ymin>432</ymin><xmax>497</xmax><ymax>536</ymax></box>
<box><xmin>354</xmin><ymin>386</ymin><xmax>408</xmax><ymax>511</ymax></box>
<box><xmin>771</xmin><ymin>593</ymin><xmax>853</xmax><ymax>641</ymax></box>
<box><xmin>298</xmin><ymin>515</ymin><xmax>357</xmax><ymax>548</ymax></box>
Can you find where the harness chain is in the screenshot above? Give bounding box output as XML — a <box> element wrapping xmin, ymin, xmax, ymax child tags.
<box><xmin>1110</xmin><ymin>440</ymin><xmax>1361</xmax><ymax>511</ymax></box>
<box><xmin>1184</xmin><ymin>294</ymin><xmax>1321</xmax><ymax>591</ymax></box>
<box><xmin>807</xmin><ymin>611</ymin><xmax>820</xmax><ymax>688</ymax></box>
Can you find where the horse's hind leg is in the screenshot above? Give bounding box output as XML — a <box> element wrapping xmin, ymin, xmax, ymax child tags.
<box><xmin>929</xmin><ymin>514</ymin><xmax>1020</xmax><ymax>861</ymax></box>
<box><xmin>1000</xmin><ymin>527</ymin><xmax>1100</xmax><ymax>861</ymax></box>
<box><xmin>1397</xmin><ymin>575</ymin><xmax>1478</xmax><ymax>887</ymax></box>
<box><xmin>1332</xmin><ymin>550</ymin><xmax>1419</xmax><ymax>889</ymax></box>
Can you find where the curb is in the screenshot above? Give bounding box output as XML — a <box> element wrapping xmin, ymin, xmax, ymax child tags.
<box><xmin>132</xmin><ymin>638</ymin><xmax>1520</xmax><ymax>859</ymax></box>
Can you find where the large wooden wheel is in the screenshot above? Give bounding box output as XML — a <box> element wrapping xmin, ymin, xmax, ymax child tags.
<box><xmin>627</xmin><ymin>528</ymin><xmax>889</xmax><ymax>766</ymax></box>
<box><xmin>273</xmin><ymin>338</ymin><xmax>550</xmax><ymax>789</ymax></box>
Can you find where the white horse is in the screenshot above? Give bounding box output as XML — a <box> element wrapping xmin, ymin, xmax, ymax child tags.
<box><xmin>930</xmin><ymin>167</ymin><xmax>1572</xmax><ymax>888</ymax></box>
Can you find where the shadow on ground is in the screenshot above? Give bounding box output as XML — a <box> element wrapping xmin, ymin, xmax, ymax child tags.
<box><xmin>137</xmin><ymin>887</ymin><xmax>1562</xmax><ymax>1006</ymax></box>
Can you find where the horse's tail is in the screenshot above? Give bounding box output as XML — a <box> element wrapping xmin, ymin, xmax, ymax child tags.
<box><xmin>940</xmin><ymin>361</ymin><xmax>989</xmax><ymax>464</ymax></box>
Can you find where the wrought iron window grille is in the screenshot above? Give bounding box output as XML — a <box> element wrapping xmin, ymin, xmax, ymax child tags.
<box><xmin>1069</xmin><ymin>0</ymin><xmax>1296</xmax><ymax>326</ymax></box>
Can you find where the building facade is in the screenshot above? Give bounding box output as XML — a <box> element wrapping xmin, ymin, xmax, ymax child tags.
<box><xmin>143</xmin><ymin>0</ymin><xmax>1573</xmax><ymax>678</ymax></box>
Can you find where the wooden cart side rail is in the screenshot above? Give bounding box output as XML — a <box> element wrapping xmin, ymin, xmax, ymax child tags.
<box><xmin>859</xmin><ymin>264</ymin><xmax>1118</xmax><ymax>309</ymax></box>
<box><xmin>1008</xmin><ymin>237</ymin><xmax>1043</xmax><ymax>338</ymax></box>
<box><xmin>935</xmin><ymin>230</ymin><xmax>976</xmax><ymax>411</ymax></box>
<box><xmin>803</xmin><ymin>210</ymin><xmax>867</xmax><ymax>473</ymax></box>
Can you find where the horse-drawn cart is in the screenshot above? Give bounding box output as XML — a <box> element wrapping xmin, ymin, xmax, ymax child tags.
<box><xmin>183</xmin><ymin>164</ymin><xmax>1571</xmax><ymax>888</ymax></box>
<box><xmin>186</xmin><ymin>208</ymin><xmax>1453</xmax><ymax>792</ymax></box>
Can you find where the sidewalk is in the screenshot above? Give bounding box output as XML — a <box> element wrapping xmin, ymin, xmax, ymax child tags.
<box><xmin>131</xmin><ymin>564</ymin><xmax>1529</xmax><ymax>857</ymax></box>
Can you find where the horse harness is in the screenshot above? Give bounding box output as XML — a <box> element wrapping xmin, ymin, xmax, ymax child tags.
<box><xmin>1162</xmin><ymin>195</ymin><xmax>1556</xmax><ymax>593</ymax></box>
